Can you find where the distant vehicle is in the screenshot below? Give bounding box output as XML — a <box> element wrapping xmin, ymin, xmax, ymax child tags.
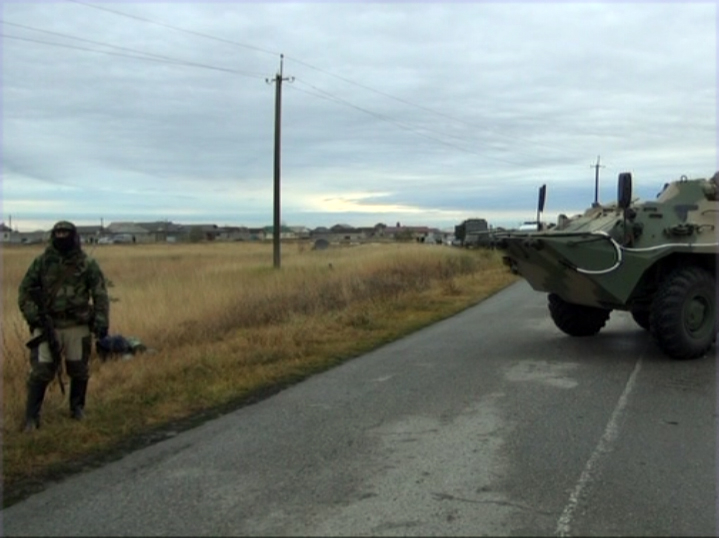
<box><xmin>20</xmin><ymin>237</ymin><xmax>43</xmax><ymax>245</ymax></box>
<box><xmin>97</xmin><ymin>234</ymin><xmax>133</xmax><ymax>245</ymax></box>
<box><xmin>112</xmin><ymin>234</ymin><xmax>134</xmax><ymax>244</ymax></box>
<box><xmin>455</xmin><ymin>218</ymin><xmax>494</xmax><ymax>248</ymax></box>
<box><xmin>495</xmin><ymin>171</ymin><xmax>719</xmax><ymax>360</ymax></box>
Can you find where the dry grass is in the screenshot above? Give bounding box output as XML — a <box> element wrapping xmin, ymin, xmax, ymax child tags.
<box><xmin>1</xmin><ymin>240</ymin><xmax>518</xmax><ymax>498</ymax></box>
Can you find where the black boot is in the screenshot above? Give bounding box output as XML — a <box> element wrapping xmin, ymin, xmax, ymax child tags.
<box><xmin>23</xmin><ymin>380</ymin><xmax>48</xmax><ymax>432</ymax></box>
<box><xmin>69</xmin><ymin>378</ymin><xmax>88</xmax><ymax>420</ymax></box>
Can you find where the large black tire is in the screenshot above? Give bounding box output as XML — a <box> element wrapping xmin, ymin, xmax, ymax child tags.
<box><xmin>650</xmin><ymin>267</ymin><xmax>716</xmax><ymax>360</ymax></box>
<box><xmin>548</xmin><ymin>293</ymin><xmax>611</xmax><ymax>337</ymax></box>
<box><xmin>630</xmin><ymin>308</ymin><xmax>651</xmax><ymax>331</ymax></box>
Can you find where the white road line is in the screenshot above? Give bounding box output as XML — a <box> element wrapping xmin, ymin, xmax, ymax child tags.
<box><xmin>555</xmin><ymin>355</ymin><xmax>643</xmax><ymax>537</ymax></box>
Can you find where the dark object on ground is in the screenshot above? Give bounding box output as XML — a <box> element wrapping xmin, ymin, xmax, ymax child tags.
<box><xmin>96</xmin><ymin>334</ymin><xmax>148</xmax><ymax>361</ymax></box>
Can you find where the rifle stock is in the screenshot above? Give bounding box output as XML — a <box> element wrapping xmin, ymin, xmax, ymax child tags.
<box><xmin>26</xmin><ymin>287</ymin><xmax>65</xmax><ymax>394</ymax></box>
<box><xmin>25</xmin><ymin>333</ymin><xmax>46</xmax><ymax>349</ymax></box>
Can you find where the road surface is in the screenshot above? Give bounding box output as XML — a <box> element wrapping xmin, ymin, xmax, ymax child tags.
<box><xmin>2</xmin><ymin>281</ymin><xmax>716</xmax><ymax>536</ymax></box>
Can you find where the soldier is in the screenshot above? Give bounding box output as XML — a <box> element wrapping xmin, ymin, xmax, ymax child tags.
<box><xmin>18</xmin><ymin>220</ymin><xmax>110</xmax><ymax>432</ymax></box>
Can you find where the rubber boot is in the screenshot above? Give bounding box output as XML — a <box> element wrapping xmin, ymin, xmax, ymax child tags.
<box><xmin>69</xmin><ymin>377</ymin><xmax>88</xmax><ymax>420</ymax></box>
<box><xmin>23</xmin><ymin>380</ymin><xmax>48</xmax><ymax>432</ymax></box>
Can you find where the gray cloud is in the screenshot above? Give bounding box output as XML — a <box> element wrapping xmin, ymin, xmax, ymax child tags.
<box><xmin>2</xmin><ymin>1</ymin><xmax>716</xmax><ymax>231</ymax></box>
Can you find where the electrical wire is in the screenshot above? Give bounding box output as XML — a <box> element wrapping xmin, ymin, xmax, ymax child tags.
<box><xmin>0</xmin><ymin>21</ymin><xmax>267</xmax><ymax>78</ymax></box>
<box><xmin>67</xmin><ymin>0</ymin><xmax>279</xmax><ymax>57</ymax></box>
<box><xmin>290</xmin><ymin>81</ymin><xmax>528</xmax><ymax>166</ymax></box>
<box><xmin>2</xmin><ymin>15</ymin><xmax>531</xmax><ymax>166</ymax></box>
<box><xmin>61</xmin><ymin>1</ymin><xmax>581</xmax><ymax>158</ymax></box>
<box><xmin>284</xmin><ymin>55</ymin><xmax>576</xmax><ymax>156</ymax></box>
<box><xmin>8</xmin><ymin>3</ymin><xmax>705</xmax><ymax>174</ymax></box>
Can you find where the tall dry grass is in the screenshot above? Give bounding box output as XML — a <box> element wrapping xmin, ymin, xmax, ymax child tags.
<box><xmin>1</xmin><ymin>240</ymin><xmax>517</xmax><ymax>500</ymax></box>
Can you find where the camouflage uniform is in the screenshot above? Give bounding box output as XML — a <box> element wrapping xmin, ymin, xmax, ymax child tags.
<box><xmin>17</xmin><ymin>221</ymin><xmax>109</xmax><ymax>431</ymax></box>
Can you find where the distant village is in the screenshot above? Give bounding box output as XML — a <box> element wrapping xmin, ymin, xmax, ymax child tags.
<box><xmin>0</xmin><ymin>220</ymin><xmax>467</xmax><ymax>247</ymax></box>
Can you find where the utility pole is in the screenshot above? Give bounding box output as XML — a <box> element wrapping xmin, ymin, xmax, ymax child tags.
<box><xmin>265</xmin><ymin>54</ymin><xmax>293</xmax><ymax>269</ymax></box>
<box><xmin>591</xmin><ymin>155</ymin><xmax>605</xmax><ymax>206</ymax></box>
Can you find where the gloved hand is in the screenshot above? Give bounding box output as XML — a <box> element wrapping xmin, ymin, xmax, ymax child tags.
<box><xmin>94</xmin><ymin>327</ymin><xmax>109</xmax><ymax>340</ymax></box>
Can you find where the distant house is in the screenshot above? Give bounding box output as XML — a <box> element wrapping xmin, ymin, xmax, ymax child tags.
<box><xmin>16</xmin><ymin>230</ymin><xmax>48</xmax><ymax>245</ymax></box>
<box><xmin>185</xmin><ymin>224</ymin><xmax>221</xmax><ymax>242</ymax></box>
<box><xmin>423</xmin><ymin>230</ymin><xmax>446</xmax><ymax>245</ymax></box>
<box><xmin>75</xmin><ymin>225</ymin><xmax>105</xmax><ymax>245</ymax></box>
<box><xmin>217</xmin><ymin>226</ymin><xmax>252</xmax><ymax>242</ymax></box>
<box><xmin>1</xmin><ymin>223</ymin><xmax>13</xmax><ymax>243</ymax></box>
<box><xmin>355</xmin><ymin>226</ymin><xmax>378</xmax><ymax>239</ymax></box>
<box><xmin>309</xmin><ymin>224</ymin><xmax>369</xmax><ymax>244</ymax></box>
<box><xmin>382</xmin><ymin>225</ymin><xmax>432</xmax><ymax>242</ymax></box>
<box><xmin>328</xmin><ymin>224</ymin><xmax>367</xmax><ymax>243</ymax></box>
<box><xmin>5</xmin><ymin>218</ymin><xmax>459</xmax><ymax>247</ymax></box>
<box><xmin>262</xmin><ymin>225</ymin><xmax>296</xmax><ymax>240</ymax></box>
<box><xmin>248</xmin><ymin>228</ymin><xmax>267</xmax><ymax>241</ymax></box>
<box><xmin>134</xmin><ymin>221</ymin><xmax>184</xmax><ymax>243</ymax></box>
<box><xmin>106</xmin><ymin>222</ymin><xmax>152</xmax><ymax>243</ymax></box>
<box><xmin>309</xmin><ymin>226</ymin><xmax>331</xmax><ymax>242</ymax></box>
<box><xmin>288</xmin><ymin>226</ymin><xmax>311</xmax><ymax>239</ymax></box>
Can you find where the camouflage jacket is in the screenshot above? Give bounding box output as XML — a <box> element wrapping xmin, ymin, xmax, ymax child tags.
<box><xmin>18</xmin><ymin>245</ymin><xmax>110</xmax><ymax>331</ymax></box>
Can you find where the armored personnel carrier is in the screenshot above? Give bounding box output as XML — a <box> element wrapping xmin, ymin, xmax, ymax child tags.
<box><xmin>495</xmin><ymin>171</ymin><xmax>718</xmax><ymax>360</ymax></box>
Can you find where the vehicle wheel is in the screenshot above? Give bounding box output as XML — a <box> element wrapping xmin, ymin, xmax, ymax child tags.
<box><xmin>548</xmin><ymin>293</ymin><xmax>611</xmax><ymax>337</ymax></box>
<box><xmin>630</xmin><ymin>308</ymin><xmax>651</xmax><ymax>331</ymax></box>
<box><xmin>650</xmin><ymin>267</ymin><xmax>716</xmax><ymax>360</ymax></box>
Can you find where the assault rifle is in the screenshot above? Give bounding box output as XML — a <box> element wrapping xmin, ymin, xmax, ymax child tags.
<box><xmin>25</xmin><ymin>287</ymin><xmax>65</xmax><ymax>395</ymax></box>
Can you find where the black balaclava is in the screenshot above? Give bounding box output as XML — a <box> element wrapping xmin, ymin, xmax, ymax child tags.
<box><xmin>51</xmin><ymin>221</ymin><xmax>79</xmax><ymax>254</ymax></box>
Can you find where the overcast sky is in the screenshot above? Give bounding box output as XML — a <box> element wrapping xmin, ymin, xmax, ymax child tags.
<box><xmin>2</xmin><ymin>1</ymin><xmax>716</xmax><ymax>232</ymax></box>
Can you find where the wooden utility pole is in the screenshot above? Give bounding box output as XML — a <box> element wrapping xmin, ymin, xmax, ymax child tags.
<box><xmin>591</xmin><ymin>155</ymin><xmax>605</xmax><ymax>206</ymax></box>
<box><xmin>266</xmin><ymin>54</ymin><xmax>293</xmax><ymax>269</ymax></box>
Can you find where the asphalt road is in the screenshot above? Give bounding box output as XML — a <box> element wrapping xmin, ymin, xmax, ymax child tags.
<box><xmin>2</xmin><ymin>281</ymin><xmax>716</xmax><ymax>536</ymax></box>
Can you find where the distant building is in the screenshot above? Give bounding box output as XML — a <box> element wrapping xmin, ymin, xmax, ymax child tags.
<box><xmin>185</xmin><ymin>224</ymin><xmax>222</xmax><ymax>242</ymax></box>
<box><xmin>382</xmin><ymin>225</ymin><xmax>432</xmax><ymax>242</ymax></box>
<box><xmin>288</xmin><ymin>226</ymin><xmax>311</xmax><ymax>239</ymax></box>
<box><xmin>248</xmin><ymin>228</ymin><xmax>267</xmax><ymax>241</ymax></box>
<box><xmin>1</xmin><ymin>223</ymin><xmax>13</xmax><ymax>243</ymax></box>
<box><xmin>106</xmin><ymin>222</ymin><xmax>152</xmax><ymax>243</ymax></box>
<box><xmin>217</xmin><ymin>226</ymin><xmax>252</xmax><ymax>241</ymax></box>
<box><xmin>6</xmin><ymin>218</ymin><xmax>459</xmax><ymax>246</ymax></box>
<box><xmin>75</xmin><ymin>225</ymin><xmax>105</xmax><ymax>245</ymax></box>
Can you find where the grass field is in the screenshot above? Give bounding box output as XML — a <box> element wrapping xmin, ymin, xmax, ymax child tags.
<box><xmin>2</xmin><ymin>240</ymin><xmax>518</xmax><ymax>506</ymax></box>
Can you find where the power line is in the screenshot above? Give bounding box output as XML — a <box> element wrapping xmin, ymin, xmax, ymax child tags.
<box><xmin>0</xmin><ymin>21</ymin><xmax>267</xmax><ymax>78</ymax></box>
<box><xmin>8</xmin><ymin>3</ymin><xmax>615</xmax><ymax>173</ymax></box>
<box><xmin>62</xmin><ymin>0</ymin><xmax>707</xmax><ymax>162</ymax></box>
<box><xmin>283</xmin><ymin>55</ymin><xmax>577</xmax><ymax>157</ymax></box>
<box><xmin>292</xmin><ymin>77</ymin><xmax>509</xmax><ymax>150</ymax></box>
<box><xmin>1</xmin><ymin>33</ymin><xmax>189</xmax><ymax>65</ymax></box>
<box><xmin>66</xmin><ymin>1</ymin><xmax>573</xmax><ymax>157</ymax></box>
<box><xmin>4</xmin><ymin>11</ymin><xmax>529</xmax><ymax>166</ymax></box>
<box><xmin>8</xmin><ymin>13</ymin><xmax>517</xmax><ymax>163</ymax></box>
<box><xmin>67</xmin><ymin>0</ymin><xmax>279</xmax><ymax>57</ymax></box>
<box><xmin>290</xmin><ymin>80</ymin><xmax>526</xmax><ymax>167</ymax></box>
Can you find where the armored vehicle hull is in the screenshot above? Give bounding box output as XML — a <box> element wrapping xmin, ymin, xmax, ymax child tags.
<box><xmin>496</xmin><ymin>172</ymin><xmax>718</xmax><ymax>360</ymax></box>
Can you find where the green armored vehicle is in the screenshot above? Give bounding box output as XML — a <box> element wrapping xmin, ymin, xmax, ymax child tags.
<box><xmin>495</xmin><ymin>171</ymin><xmax>718</xmax><ymax>360</ymax></box>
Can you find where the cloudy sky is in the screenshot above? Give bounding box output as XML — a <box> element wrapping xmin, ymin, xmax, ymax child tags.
<box><xmin>2</xmin><ymin>1</ymin><xmax>716</xmax><ymax>232</ymax></box>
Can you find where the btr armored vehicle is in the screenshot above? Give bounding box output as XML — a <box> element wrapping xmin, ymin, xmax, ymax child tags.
<box><xmin>495</xmin><ymin>171</ymin><xmax>718</xmax><ymax>360</ymax></box>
